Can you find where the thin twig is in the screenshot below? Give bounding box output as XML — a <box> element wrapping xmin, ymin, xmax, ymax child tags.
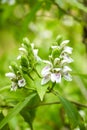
<box><xmin>0</xmin><ymin>100</ymin><xmax>87</xmax><ymax>109</ymax></box>
<box><xmin>53</xmin><ymin>1</ymin><xmax>82</xmax><ymax>22</ymax></box>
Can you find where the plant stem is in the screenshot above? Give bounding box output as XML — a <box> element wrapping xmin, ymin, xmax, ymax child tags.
<box><xmin>0</xmin><ymin>100</ymin><xmax>87</xmax><ymax>109</ymax></box>
<box><xmin>33</xmin><ymin>68</ymin><xmax>41</xmax><ymax>78</ymax></box>
<box><xmin>27</xmin><ymin>73</ymin><xmax>34</xmax><ymax>81</ymax></box>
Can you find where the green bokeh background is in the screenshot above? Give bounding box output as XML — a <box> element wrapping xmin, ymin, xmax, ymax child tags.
<box><xmin>0</xmin><ymin>0</ymin><xmax>87</xmax><ymax>130</ymax></box>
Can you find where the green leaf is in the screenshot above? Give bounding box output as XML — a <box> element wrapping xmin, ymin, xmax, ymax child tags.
<box><xmin>0</xmin><ymin>113</ymin><xmax>9</xmax><ymax>130</ymax></box>
<box><xmin>35</xmin><ymin>80</ymin><xmax>48</xmax><ymax>101</ymax></box>
<box><xmin>65</xmin><ymin>0</ymin><xmax>87</xmax><ymax>13</ymax></box>
<box><xmin>20</xmin><ymin>1</ymin><xmax>42</xmax><ymax>38</ymax></box>
<box><xmin>0</xmin><ymin>93</ymin><xmax>36</xmax><ymax>129</ymax></box>
<box><xmin>20</xmin><ymin>94</ymin><xmax>40</xmax><ymax>130</ymax></box>
<box><xmin>58</xmin><ymin>95</ymin><xmax>84</xmax><ymax>128</ymax></box>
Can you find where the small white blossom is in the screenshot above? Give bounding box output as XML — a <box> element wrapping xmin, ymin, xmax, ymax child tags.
<box><xmin>41</xmin><ymin>74</ymin><xmax>50</xmax><ymax>85</ymax></box>
<box><xmin>63</xmin><ymin>66</ymin><xmax>72</xmax><ymax>72</ymax></box>
<box><xmin>31</xmin><ymin>43</ymin><xmax>41</xmax><ymax>62</ymax></box>
<box><xmin>11</xmin><ymin>82</ymin><xmax>17</xmax><ymax>91</ymax></box>
<box><xmin>41</xmin><ymin>66</ymin><xmax>51</xmax><ymax>76</ymax></box>
<box><xmin>18</xmin><ymin>78</ymin><xmax>26</xmax><ymax>87</ymax></box>
<box><xmin>51</xmin><ymin>46</ymin><xmax>60</xmax><ymax>50</ymax></box>
<box><xmin>19</xmin><ymin>47</ymin><xmax>27</xmax><ymax>54</ymax></box>
<box><xmin>17</xmin><ymin>55</ymin><xmax>22</xmax><ymax>60</ymax></box>
<box><xmin>63</xmin><ymin>73</ymin><xmax>72</xmax><ymax>81</ymax></box>
<box><xmin>60</xmin><ymin>40</ymin><xmax>70</xmax><ymax>48</ymax></box>
<box><xmin>5</xmin><ymin>72</ymin><xmax>16</xmax><ymax>79</ymax></box>
<box><xmin>61</xmin><ymin>54</ymin><xmax>73</xmax><ymax>64</ymax></box>
<box><xmin>62</xmin><ymin>46</ymin><xmax>73</xmax><ymax>54</ymax></box>
<box><xmin>51</xmin><ymin>73</ymin><xmax>61</xmax><ymax>83</ymax></box>
<box><xmin>42</xmin><ymin>60</ymin><xmax>52</xmax><ymax>65</ymax></box>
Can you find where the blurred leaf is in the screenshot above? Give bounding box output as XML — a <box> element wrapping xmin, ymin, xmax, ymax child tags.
<box><xmin>58</xmin><ymin>95</ymin><xmax>85</xmax><ymax>129</ymax></box>
<box><xmin>20</xmin><ymin>1</ymin><xmax>42</xmax><ymax>39</ymax></box>
<box><xmin>20</xmin><ymin>94</ymin><xmax>40</xmax><ymax>130</ymax></box>
<box><xmin>0</xmin><ymin>113</ymin><xmax>9</xmax><ymax>130</ymax></box>
<box><xmin>65</xmin><ymin>0</ymin><xmax>87</xmax><ymax>13</ymax></box>
<box><xmin>0</xmin><ymin>93</ymin><xmax>36</xmax><ymax>129</ymax></box>
<box><xmin>35</xmin><ymin>80</ymin><xmax>48</xmax><ymax>101</ymax></box>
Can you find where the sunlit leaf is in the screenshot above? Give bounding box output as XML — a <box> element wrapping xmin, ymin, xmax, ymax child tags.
<box><xmin>58</xmin><ymin>95</ymin><xmax>85</xmax><ymax>129</ymax></box>
<box><xmin>0</xmin><ymin>93</ymin><xmax>36</xmax><ymax>129</ymax></box>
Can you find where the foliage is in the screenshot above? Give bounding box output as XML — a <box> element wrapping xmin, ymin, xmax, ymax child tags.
<box><xmin>0</xmin><ymin>0</ymin><xmax>87</xmax><ymax>130</ymax></box>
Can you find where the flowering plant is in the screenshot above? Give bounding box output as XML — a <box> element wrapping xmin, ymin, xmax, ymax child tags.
<box><xmin>0</xmin><ymin>36</ymin><xmax>85</xmax><ymax>130</ymax></box>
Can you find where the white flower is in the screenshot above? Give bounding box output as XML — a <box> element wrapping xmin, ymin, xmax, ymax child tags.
<box><xmin>19</xmin><ymin>47</ymin><xmax>27</xmax><ymax>54</ymax></box>
<box><xmin>17</xmin><ymin>55</ymin><xmax>22</xmax><ymax>60</ymax></box>
<box><xmin>41</xmin><ymin>38</ymin><xmax>73</xmax><ymax>85</ymax></box>
<box><xmin>41</xmin><ymin>65</ymin><xmax>51</xmax><ymax>85</ymax></box>
<box><xmin>63</xmin><ymin>72</ymin><xmax>72</xmax><ymax>81</ymax></box>
<box><xmin>5</xmin><ymin>72</ymin><xmax>16</xmax><ymax>79</ymax></box>
<box><xmin>31</xmin><ymin>43</ymin><xmax>41</xmax><ymax>62</ymax></box>
<box><xmin>42</xmin><ymin>60</ymin><xmax>52</xmax><ymax>65</ymax></box>
<box><xmin>61</xmin><ymin>54</ymin><xmax>73</xmax><ymax>64</ymax></box>
<box><xmin>41</xmin><ymin>66</ymin><xmax>51</xmax><ymax>76</ymax></box>
<box><xmin>11</xmin><ymin>82</ymin><xmax>18</xmax><ymax>91</ymax></box>
<box><xmin>41</xmin><ymin>74</ymin><xmax>50</xmax><ymax>85</ymax></box>
<box><xmin>51</xmin><ymin>73</ymin><xmax>61</xmax><ymax>83</ymax></box>
<box><xmin>60</xmin><ymin>40</ymin><xmax>70</xmax><ymax>48</ymax></box>
<box><xmin>51</xmin><ymin>46</ymin><xmax>60</xmax><ymax>50</ymax></box>
<box><xmin>63</xmin><ymin>66</ymin><xmax>72</xmax><ymax>72</ymax></box>
<box><xmin>62</xmin><ymin>46</ymin><xmax>73</xmax><ymax>54</ymax></box>
<box><xmin>18</xmin><ymin>78</ymin><xmax>26</xmax><ymax>87</ymax></box>
<box><xmin>33</xmin><ymin>49</ymin><xmax>41</xmax><ymax>61</ymax></box>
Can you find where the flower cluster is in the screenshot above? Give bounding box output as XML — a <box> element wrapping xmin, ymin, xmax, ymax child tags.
<box><xmin>5</xmin><ymin>64</ymin><xmax>26</xmax><ymax>91</ymax></box>
<box><xmin>17</xmin><ymin>37</ymin><xmax>41</xmax><ymax>64</ymax></box>
<box><xmin>5</xmin><ymin>37</ymin><xmax>41</xmax><ymax>91</ymax></box>
<box><xmin>41</xmin><ymin>39</ymin><xmax>73</xmax><ymax>85</ymax></box>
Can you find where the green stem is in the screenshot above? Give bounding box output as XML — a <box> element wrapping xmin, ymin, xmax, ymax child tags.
<box><xmin>27</xmin><ymin>73</ymin><xmax>34</xmax><ymax>81</ymax></box>
<box><xmin>33</xmin><ymin>68</ymin><xmax>41</xmax><ymax>78</ymax></box>
<box><xmin>47</xmin><ymin>82</ymin><xmax>56</xmax><ymax>92</ymax></box>
<box><xmin>0</xmin><ymin>100</ymin><xmax>87</xmax><ymax>109</ymax></box>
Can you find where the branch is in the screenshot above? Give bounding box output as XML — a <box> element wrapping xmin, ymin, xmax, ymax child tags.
<box><xmin>0</xmin><ymin>100</ymin><xmax>87</xmax><ymax>109</ymax></box>
<box><xmin>53</xmin><ymin>1</ymin><xmax>82</xmax><ymax>22</ymax></box>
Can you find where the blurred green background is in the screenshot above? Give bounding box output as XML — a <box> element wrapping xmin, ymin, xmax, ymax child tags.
<box><xmin>0</xmin><ymin>0</ymin><xmax>87</xmax><ymax>130</ymax></box>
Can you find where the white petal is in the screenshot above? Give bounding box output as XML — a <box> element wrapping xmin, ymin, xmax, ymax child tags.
<box><xmin>51</xmin><ymin>73</ymin><xmax>61</xmax><ymax>83</ymax></box>
<box><xmin>17</xmin><ymin>55</ymin><xmax>22</xmax><ymax>60</ymax></box>
<box><xmin>41</xmin><ymin>75</ymin><xmax>50</xmax><ymax>85</ymax></box>
<box><xmin>19</xmin><ymin>47</ymin><xmax>27</xmax><ymax>54</ymax></box>
<box><xmin>63</xmin><ymin>66</ymin><xmax>72</xmax><ymax>72</ymax></box>
<box><xmin>51</xmin><ymin>46</ymin><xmax>60</xmax><ymax>50</ymax></box>
<box><xmin>63</xmin><ymin>46</ymin><xmax>73</xmax><ymax>54</ymax></box>
<box><xmin>42</xmin><ymin>60</ymin><xmax>52</xmax><ymax>66</ymax></box>
<box><xmin>60</xmin><ymin>40</ymin><xmax>70</xmax><ymax>48</ymax></box>
<box><xmin>51</xmin><ymin>73</ymin><xmax>56</xmax><ymax>82</ymax></box>
<box><xmin>5</xmin><ymin>72</ymin><xmax>16</xmax><ymax>79</ymax></box>
<box><xmin>56</xmin><ymin>73</ymin><xmax>61</xmax><ymax>83</ymax></box>
<box><xmin>33</xmin><ymin>49</ymin><xmax>42</xmax><ymax>62</ymax></box>
<box><xmin>18</xmin><ymin>78</ymin><xmax>26</xmax><ymax>87</ymax></box>
<box><xmin>61</xmin><ymin>55</ymin><xmax>73</xmax><ymax>64</ymax></box>
<box><xmin>63</xmin><ymin>73</ymin><xmax>72</xmax><ymax>81</ymax></box>
<box><xmin>11</xmin><ymin>82</ymin><xmax>17</xmax><ymax>91</ymax></box>
<box><xmin>41</xmin><ymin>66</ymin><xmax>51</xmax><ymax>76</ymax></box>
